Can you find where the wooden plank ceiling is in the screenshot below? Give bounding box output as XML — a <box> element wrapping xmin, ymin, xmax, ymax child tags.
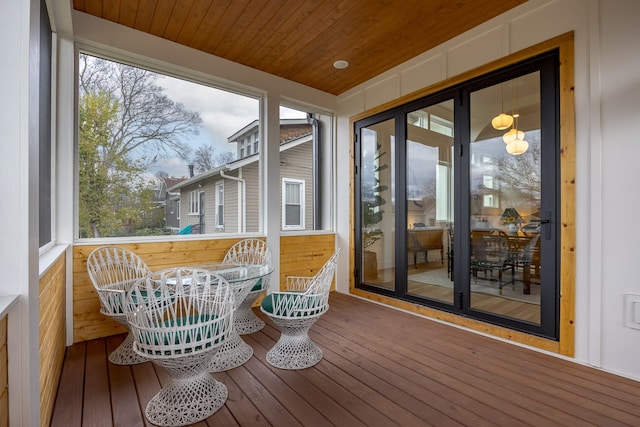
<box><xmin>73</xmin><ymin>0</ymin><xmax>526</xmax><ymax>95</ymax></box>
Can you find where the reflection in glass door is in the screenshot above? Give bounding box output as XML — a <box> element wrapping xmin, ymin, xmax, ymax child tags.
<box><xmin>405</xmin><ymin>101</ymin><xmax>455</xmax><ymax>304</ymax></box>
<box><xmin>355</xmin><ymin>51</ymin><xmax>559</xmax><ymax>339</ymax></box>
<box><xmin>360</xmin><ymin>119</ymin><xmax>395</xmax><ymax>290</ymax></box>
<box><xmin>468</xmin><ymin>73</ymin><xmax>543</xmax><ymax>324</ymax></box>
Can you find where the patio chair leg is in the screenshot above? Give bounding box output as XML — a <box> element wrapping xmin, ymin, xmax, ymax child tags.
<box><xmin>266</xmin><ymin>318</ymin><xmax>323</xmax><ymax>370</ymax></box>
<box><xmin>108</xmin><ymin>331</ymin><xmax>146</xmax><ymax>365</ymax></box>
<box><xmin>208</xmin><ymin>330</ymin><xmax>254</xmax><ymax>372</ymax></box>
<box><xmin>145</xmin><ymin>352</ymin><xmax>227</xmax><ymax>426</ymax></box>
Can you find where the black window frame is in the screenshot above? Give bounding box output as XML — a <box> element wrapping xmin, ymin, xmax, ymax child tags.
<box><xmin>354</xmin><ymin>49</ymin><xmax>561</xmax><ymax>339</ymax></box>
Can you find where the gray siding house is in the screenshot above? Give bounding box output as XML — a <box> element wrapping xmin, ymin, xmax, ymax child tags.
<box><xmin>169</xmin><ymin>118</ymin><xmax>315</xmax><ymax>234</ymax></box>
<box><xmin>156</xmin><ymin>177</ymin><xmax>184</xmax><ymax>232</ymax></box>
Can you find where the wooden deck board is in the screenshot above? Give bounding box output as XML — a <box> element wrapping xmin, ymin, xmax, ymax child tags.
<box><xmin>83</xmin><ymin>339</ymin><xmax>113</xmax><ymax>427</ymax></box>
<box><xmin>310</xmin><ymin>321</ymin><xmax>537</xmax><ymax>427</ymax></box>
<box><xmin>246</xmin><ymin>333</ymin><xmax>368</xmax><ymax>427</ymax></box>
<box><xmin>222</xmin><ymin>361</ymin><xmax>301</xmax><ymax>426</ymax></box>
<box><xmin>50</xmin><ymin>340</ymin><xmax>86</xmax><ymax>426</ymax></box>
<box><xmin>105</xmin><ymin>336</ymin><xmax>146</xmax><ymax>426</ymax></box>
<box><xmin>51</xmin><ymin>293</ymin><xmax>640</xmax><ymax>426</ymax></box>
<box><xmin>130</xmin><ymin>359</ymin><xmax>162</xmax><ymax>427</ymax></box>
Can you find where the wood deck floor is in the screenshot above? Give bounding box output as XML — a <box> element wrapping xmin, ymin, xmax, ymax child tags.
<box><xmin>51</xmin><ymin>292</ymin><xmax>640</xmax><ymax>427</ymax></box>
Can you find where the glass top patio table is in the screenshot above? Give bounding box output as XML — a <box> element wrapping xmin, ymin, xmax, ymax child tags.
<box><xmin>162</xmin><ymin>264</ymin><xmax>272</xmax><ymax>293</ymax></box>
<box><xmin>191</xmin><ymin>262</ymin><xmax>273</xmax><ymax>284</ymax></box>
<box><xmin>180</xmin><ymin>262</ymin><xmax>273</xmax><ymax>308</ymax></box>
<box><xmin>188</xmin><ymin>262</ymin><xmax>274</xmax><ymax>372</ymax></box>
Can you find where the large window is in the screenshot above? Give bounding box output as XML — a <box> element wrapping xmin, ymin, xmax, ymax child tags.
<box><xmin>76</xmin><ymin>53</ymin><xmax>335</xmax><ymax>238</ymax></box>
<box><xmin>77</xmin><ymin>52</ymin><xmax>259</xmax><ymax>238</ymax></box>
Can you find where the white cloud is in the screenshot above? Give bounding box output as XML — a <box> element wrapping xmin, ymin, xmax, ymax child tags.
<box><xmin>150</xmin><ymin>73</ymin><xmax>306</xmax><ymax>177</ymax></box>
<box><xmin>158</xmin><ymin>75</ymin><xmax>258</xmax><ymax>152</ymax></box>
<box><xmin>149</xmin><ymin>156</ymin><xmax>191</xmax><ymax>179</ymax></box>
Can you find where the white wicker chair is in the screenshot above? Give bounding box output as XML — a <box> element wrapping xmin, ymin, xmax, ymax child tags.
<box><xmin>222</xmin><ymin>238</ymin><xmax>273</xmax><ymax>334</ymax></box>
<box><xmin>125</xmin><ymin>267</ymin><xmax>234</xmax><ymax>427</ymax></box>
<box><xmin>86</xmin><ymin>246</ymin><xmax>153</xmax><ymax>365</ymax></box>
<box><xmin>260</xmin><ymin>249</ymin><xmax>340</xmax><ymax>370</ymax></box>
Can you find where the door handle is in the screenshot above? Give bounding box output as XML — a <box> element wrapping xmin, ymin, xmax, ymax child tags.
<box><xmin>542</xmin><ymin>211</ymin><xmax>551</xmax><ymax>240</ymax></box>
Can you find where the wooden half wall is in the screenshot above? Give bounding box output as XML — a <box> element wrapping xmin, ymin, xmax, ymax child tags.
<box><xmin>40</xmin><ymin>252</ymin><xmax>67</xmax><ymax>426</ymax></box>
<box><xmin>72</xmin><ymin>234</ymin><xmax>336</xmax><ymax>343</ymax></box>
<box><xmin>279</xmin><ymin>234</ymin><xmax>337</xmax><ymax>289</ymax></box>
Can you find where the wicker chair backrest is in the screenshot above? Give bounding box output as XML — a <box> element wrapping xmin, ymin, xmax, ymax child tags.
<box><xmin>125</xmin><ymin>267</ymin><xmax>234</xmax><ymax>357</ymax></box>
<box><xmin>223</xmin><ymin>238</ymin><xmax>272</xmax><ymax>267</ymax></box>
<box><xmin>279</xmin><ymin>248</ymin><xmax>340</xmax><ymax>317</ymax></box>
<box><xmin>87</xmin><ymin>246</ymin><xmax>153</xmax><ymax>315</ymax></box>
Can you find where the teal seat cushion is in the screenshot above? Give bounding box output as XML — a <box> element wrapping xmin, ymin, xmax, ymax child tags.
<box><xmin>251</xmin><ymin>278</ymin><xmax>263</xmax><ymax>292</ymax></box>
<box><xmin>162</xmin><ymin>315</ymin><xmax>214</xmax><ymax>344</ymax></box>
<box><xmin>262</xmin><ymin>293</ymin><xmax>313</xmax><ymax>317</ymax></box>
<box><xmin>128</xmin><ymin>289</ymin><xmax>163</xmax><ymax>306</ymax></box>
<box><xmin>121</xmin><ymin>289</ymin><xmax>169</xmax><ymax>314</ymax></box>
<box><xmin>143</xmin><ymin>315</ymin><xmax>225</xmax><ymax>354</ymax></box>
<box><xmin>260</xmin><ymin>293</ymin><xmax>276</xmax><ymax>314</ymax></box>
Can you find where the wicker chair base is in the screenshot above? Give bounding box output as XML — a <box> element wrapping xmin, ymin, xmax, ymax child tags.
<box><xmin>266</xmin><ymin>316</ymin><xmax>322</xmax><ymax>370</ymax></box>
<box><xmin>235</xmin><ymin>289</ymin><xmax>266</xmax><ymax>335</ymax></box>
<box><xmin>208</xmin><ymin>331</ymin><xmax>254</xmax><ymax>372</ymax></box>
<box><xmin>144</xmin><ymin>351</ymin><xmax>227</xmax><ymax>426</ymax></box>
<box><xmin>108</xmin><ymin>331</ymin><xmax>147</xmax><ymax>365</ymax></box>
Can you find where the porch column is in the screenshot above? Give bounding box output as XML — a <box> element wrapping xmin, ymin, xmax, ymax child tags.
<box><xmin>263</xmin><ymin>91</ymin><xmax>281</xmax><ymax>290</ymax></box>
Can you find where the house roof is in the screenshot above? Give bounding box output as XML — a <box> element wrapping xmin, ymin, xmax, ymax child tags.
<box><xmin>168</xmin><ymin>131</ymin><xmax>312</xmax><ymax>192</ymax></box>
<box><xmin>162</xmin><ymin>177</ymin><xmax>186</xmax><ymax>189</ymax></box>
<box><xmin>72</xmin><ymin>0</ymin><xmax>526</xmax><ymax>95</ymax></box>
<box><xmin>227</xmin><ymin>118</ymin><xmax>309</xmax><ymax>143</ymax></box>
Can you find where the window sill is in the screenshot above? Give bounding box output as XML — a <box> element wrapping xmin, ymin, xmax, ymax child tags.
<box><xmin>0</xmin><ymin>295</ymin><xmax>18</xmax><ymax>319</ymax></box>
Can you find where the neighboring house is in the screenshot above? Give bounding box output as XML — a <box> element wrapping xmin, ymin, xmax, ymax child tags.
<box><xmin>155</xmin><ymin>177</ymin><xmax>185</xmax><ymax>232</ymax></box>
<box><xmin>169</xmin><ymin>118</ymin><xmax>315</xmax><ymax>234</ymax></box>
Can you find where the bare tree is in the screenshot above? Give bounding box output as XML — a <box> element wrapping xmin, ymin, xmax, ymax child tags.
<box><xmin>79</xmin><ymin>54</ymin><xmax>200</xmax><ymax>166</ymax></box>
<box><xmin>193</xmin><ymin>143</ymin><xmax>235</xmax><ymax>173</ymax></box>
<box><xmin>78</xmin><ymin>53</ymin><xmax>202</xmax><ymax>237</ymax></box>
<box><xmin>497</xmin><ymin>139</ymin><xmax>541</xmax><ymax>200</ymax></box>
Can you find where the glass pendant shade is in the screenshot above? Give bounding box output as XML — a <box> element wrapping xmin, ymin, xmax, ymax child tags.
<box><xmin>506</xmin><ymin>137</ymin><xmax>529</xmax><ymax>155</ymax></box>
<box><xmin>491</xmin><ymin>113</ymin><xmax>513</xmax><ymax>130</ymax></box>
<box><xmin>502</xmin><ymin>127</ymin><xmax>525</xmax><ymax>144</ymax></box>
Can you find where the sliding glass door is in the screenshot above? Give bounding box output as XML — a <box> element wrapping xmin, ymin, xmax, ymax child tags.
<box><xmin>358</xmin><ymin>118</ymin><xmax>396</xmax><ymax>290</ymax></box>
<box><xmin>405</xmin><ymin>101</ymin><xmax>455</xmax><ymax>305</ymax></box>
<box><xmin>355</xmin><ymin>51</ymin><xmax>559</xmax><ymax>339</ymax></box>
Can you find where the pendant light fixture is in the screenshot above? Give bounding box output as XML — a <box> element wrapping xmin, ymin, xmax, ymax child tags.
<box><xmin>505</xmin><ymin>136</ymin><xmax>529</xmax><ymax>155</ymax></box>
<box><xmin>503</xmin><ymin>79</ymin><xmax>528</xmax><ymax>155</ymax></box>
<box><xmin>491</xmin><ymin>83</ymin><xmax>513</xmax><ymax>130</ymax></box>
<box><xmin>502</xmin><ymin>114</ymin><xmax>524</xmax><ymax>144</ymax></box>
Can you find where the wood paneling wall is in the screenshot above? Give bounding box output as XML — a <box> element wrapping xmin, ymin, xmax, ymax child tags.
<box><xmin>73</xmin><ymin>234</ymin><xmax>336</xmax><ymax>343</ymax></box>
<box><xmin>0</xmin><ymin>316</ymin><xmax>7</xmax><ymax>427</ymax></box>
<box><xmin>40</xmin><ymin>253</ymin><xmax>67</xmax><ymax>427</ymax></box>
<box><xmin>73</xmin><ymin>238</ymin><xmax>245</xmax><ymax>343</ymax></box>
<box><xmin>280</xmin><ymin>234</ymin><xmax>337</xmax><ymax>290</ymax></box>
